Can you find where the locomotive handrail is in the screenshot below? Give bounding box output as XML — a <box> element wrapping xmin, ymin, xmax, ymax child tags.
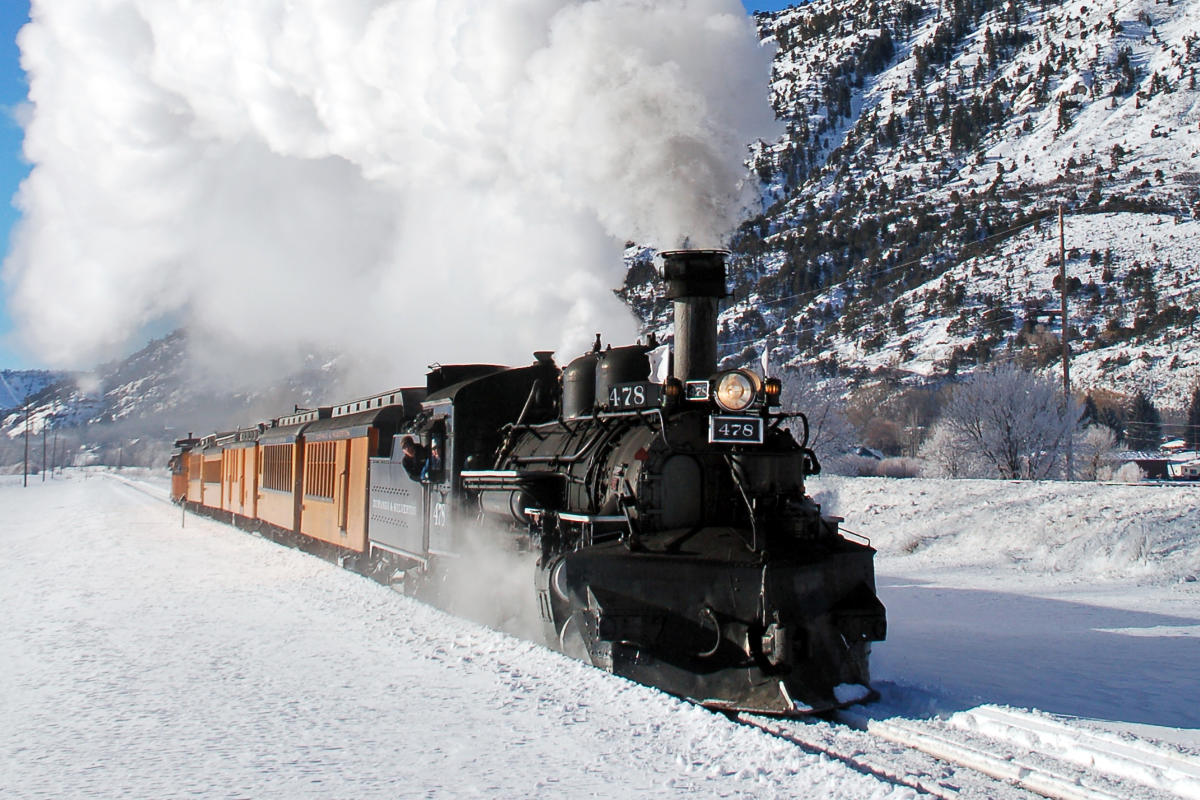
<box><xmin>557</xmin><ymin>512</ymin><xmax>626</xmax><ymax>523</ymax></box>
<box><xmin>460</xmin><ymin>469</ymin><xmax>564</xmax><ymax>491</ymax></box>
<box><xmin>508</xmin><ymin>407</ymin><xmax>669</xmax><ymax>468</ymax></box>
<box><xmin>598</xmin><ymin>407</ymin><xmax>673</xmax><ymax>449</ymax></box>
<box><xmin>642</xmin><ymin>408</ymin><xmax>674</xmax><ymax>450</ymax></box>
<box><xmin>769</xmin><ymin>411</ymin><xmax>810</xmax><ymax>448</ymax></box>
<box><xmin>509</xmin><ymin>407</ymin><xmax>673</xmax><ymax>450</ymax></box>
<box><xmin>508</xmin><ymin>431</ymin><xmax>605</xmax><ymax>466</ymax></box>
<box><xmin>697</xmin><ymin>606</ymin><xmax>722</xmax><ymax>658</ymax></box>
<box><xmin>524</xmin><ymin>508</ymin><xmax>627</xmax><ymax>526</ymax></box>
<box><xmin>593</xmin><ymin>408</ymin><xmax>673</xmax><ymax>450</ymax></box>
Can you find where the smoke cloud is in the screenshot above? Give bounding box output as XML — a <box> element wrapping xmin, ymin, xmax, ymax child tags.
<box><xmin>6</xmin><ymin>0</ymin><xmax>777</xmax><ymax>389</ymax></box>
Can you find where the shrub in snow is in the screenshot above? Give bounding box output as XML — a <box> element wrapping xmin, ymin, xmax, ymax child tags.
<box><xmin>1076</xmin><ymin>425</ymin><xmax>1118</xmax><ymax>481</ymax></box>
<box><xmin>876</xmin><ymin>457</ymin><xmax>923</xmax><ymax>478</ymax></box>
<box><xmin>919</xmin><ymin>422</ymin><xmax>988</xmax><ymax>478</ymax></box>
<box><xmin>1113</xmin><ymin>461</ymin><xmax>1145</xmax><ymax>482</ymax></box>
<box><xmin>842</xmin><ymin>454</ymin><xmax>884</xmax><ymax>476</ymax></box>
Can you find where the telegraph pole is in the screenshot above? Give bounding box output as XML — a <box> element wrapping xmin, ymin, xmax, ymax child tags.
<box><xmin>22</xmin><ymin>404</ymin><xmax>29</xmax><ymax>487</ymax></box>
<box><xmin>1060</xmin><ymin>205</ymin><xmax>1074</xmax><ymax>480</ymax></box>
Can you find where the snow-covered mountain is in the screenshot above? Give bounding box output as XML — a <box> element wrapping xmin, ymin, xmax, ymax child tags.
<box><xmin>0</xmin><ymin>331</ymin><xmax>345</xmax><ymax>470</ymax></box>
<box><xmin>631</xmin><ymin>0</ymin><xmax>1200</xmax><ymax>408</ymax></box>
<box><xmin>0</xmin><ymin>369</ymin><xmax>65</xmax><ymax>410</ymax></box>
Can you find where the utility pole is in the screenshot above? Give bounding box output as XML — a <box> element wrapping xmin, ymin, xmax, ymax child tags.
<box><xmin>22</xmin><ymin>404</ymin><xmax>29</xmax><ymax>488</ymax></box>
<box><xmin>42</xmin><ymin>418</ymin><xmax>47</xmax><ymax>482</ymax></box>
<box><xmin>1060</xmin><ymin>204</ymin><xmax>1074</xmax><ymax>481</ymax></box>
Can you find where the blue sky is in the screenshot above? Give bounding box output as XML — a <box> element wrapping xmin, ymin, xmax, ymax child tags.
<box><xmin>0</xmin><ymin>0</ymin><xmax>793</xmax><ymax>371</ymax></box>
<box><xmin>0</xmin><ymin>0</ymin><xmax>29</xmax><ymax>370</ymax></box>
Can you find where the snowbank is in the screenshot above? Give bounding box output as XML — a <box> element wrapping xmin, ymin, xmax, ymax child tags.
<box><xmin>811</xmin><ymin>475</ymin><xmax>1200</xmax><ymax>587</ymax></box>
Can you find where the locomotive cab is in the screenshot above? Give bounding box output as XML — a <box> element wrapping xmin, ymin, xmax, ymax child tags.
<box><xmin>366</xmin><ymin>357</ymin><xmax>560</xmax><ymax>588</ymax></box>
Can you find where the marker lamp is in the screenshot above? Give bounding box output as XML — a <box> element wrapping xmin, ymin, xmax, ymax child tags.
<box><xmin>714</xmin><ymin>370</ymin><xmax>760</xmax><ymax>412</ymax></box>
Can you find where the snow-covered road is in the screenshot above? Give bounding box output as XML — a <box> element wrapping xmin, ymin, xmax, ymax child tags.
<box><xmin>3</xmin><ymin>471</ymin><xmax>1198</xmax><ymax>798</ymax></box>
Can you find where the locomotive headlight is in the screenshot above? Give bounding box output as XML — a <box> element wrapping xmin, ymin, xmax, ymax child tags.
<box><xmin>714</xmin><ymin>370</ymin><xmax>760</xmax><ymax>412</ymax></box>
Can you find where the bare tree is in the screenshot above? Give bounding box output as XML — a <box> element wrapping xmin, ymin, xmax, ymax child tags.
<box><xmin>779</xmin><ymin>366</ymin><xmax>860</xmax><ymax>474</ymax></box>
<box><xmin>919</xmin><ymin>423</ymin><xmax>986</xmax><ymax>478</ymax></box>
<box><xmin>936</xmin><ymin>363</ymin><xmax>1080</xmax><ymax>479</ymax></box>
<box><xmin>1076</xmin><ymin>425</ymin><xmax>1118</xmax><ymax>480</ymax></box>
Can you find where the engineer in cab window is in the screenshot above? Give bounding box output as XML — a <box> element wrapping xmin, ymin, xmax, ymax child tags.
<box><xmin>421</xmin><ymin>438</ymin><xmax>442</xmax><ymax>482</ymax></box>
<box><xmin>399</xmin><ymin>436</ymin><xmax>428</xmax><ymax>481</ymax></box>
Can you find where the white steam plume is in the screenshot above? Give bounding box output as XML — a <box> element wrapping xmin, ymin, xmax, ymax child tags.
<box><xmin>6</xmin><ymin>0</ymin><xmax>778</xmax><ymax>388</ymax></box>
<box><xmin>433</xmin><ymin>524</ymin><xmax>545</xmax><ymax>643</ymax></box>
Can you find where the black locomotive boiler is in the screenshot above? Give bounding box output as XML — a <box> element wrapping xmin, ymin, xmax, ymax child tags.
<box><xmin>173</xmin><ymin>249</ymin><xmax>885</xmax><ymax>716</ymax></box>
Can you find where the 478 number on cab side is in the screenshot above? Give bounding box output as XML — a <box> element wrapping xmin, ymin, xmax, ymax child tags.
<box><xmin>607</xmin><ymin>382</ymin><xmax>661</xmax><ymax>410</ymax></box>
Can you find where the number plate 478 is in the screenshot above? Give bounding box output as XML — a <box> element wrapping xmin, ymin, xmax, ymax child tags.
<box><xmin>709</xmin><ymin>415</ymin><xmax>764</xmax><ymax>444</ymax></box>
<box><xmin>607</xmin><ymin>382</ymin><xmax>661</xmax><ymax>410</ymax></box>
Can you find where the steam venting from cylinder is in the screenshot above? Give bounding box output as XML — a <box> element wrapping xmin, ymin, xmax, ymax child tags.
<box><xmin>662</xmin><ymin>250</ymin><xmax>729</xmax><ymax>381</ymax></box>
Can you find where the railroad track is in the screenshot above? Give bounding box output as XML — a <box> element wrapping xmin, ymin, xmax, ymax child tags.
<box><xmin>106</xmin><ymin>471</ymin><xmax>172</xmax><ymax>503</ymax></box>
<box><xmin>737</xmin><ymin>702</ymin><xmax>1200</xmax><ymax>799</ymax></box>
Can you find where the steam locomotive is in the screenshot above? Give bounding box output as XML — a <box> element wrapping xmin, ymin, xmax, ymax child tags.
<box><xmin>172</xmin><ymin>250</ymin><xmax>886</xmax><ymax>715</ymax></box>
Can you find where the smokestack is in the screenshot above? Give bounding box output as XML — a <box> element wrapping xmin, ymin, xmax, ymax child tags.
<box><xmin>662</xmin><ymin>250</ymin><xmax>728</xmax><ymax>381</ymax></box>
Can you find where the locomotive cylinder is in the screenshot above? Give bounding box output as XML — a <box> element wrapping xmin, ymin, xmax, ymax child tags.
<box><xmin>478</xmin><ymin>488</ymin><xmax>531</xmax><ymax>525</ymax></box>
<box><xmin>662</xmin><ymin>250</ymin><xmax>728</xmax><ymax>381</ymax></box>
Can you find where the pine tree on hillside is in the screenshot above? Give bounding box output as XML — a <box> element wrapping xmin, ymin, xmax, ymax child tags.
<box><xmin>1125</xmin><ymin>392</ymin><xmax>1163</xmax><ymax>452</ymax></box>
<box><xmin>1081</xmin><ymin>392</ymin><xmax>1127</xmax><ymax>443</ymax></box>
<box><xmin>1186</xmin><ymin>385</ymin><xmax>1200</xmax><ymax>450</ymax></box>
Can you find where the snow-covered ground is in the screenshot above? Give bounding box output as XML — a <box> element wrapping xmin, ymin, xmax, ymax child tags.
<box><xmin>812</xmin><ymin>475</ymin><xmax>1200</xmax><ymax>740</ymax></box>
<box><xmin>3</xmin><ymin>469</ymin><xmax>1199</xmax><ymax>797</ymax></box>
